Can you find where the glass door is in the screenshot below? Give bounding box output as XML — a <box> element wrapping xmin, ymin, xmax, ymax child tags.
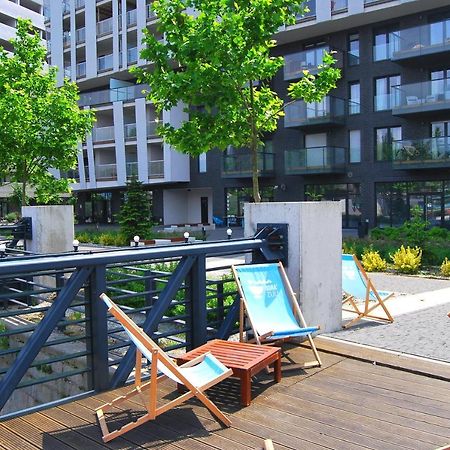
<box><xmin>408</xmin><ymin>193</ymin><xmax>443</xmax><ymax>226</ymax></box>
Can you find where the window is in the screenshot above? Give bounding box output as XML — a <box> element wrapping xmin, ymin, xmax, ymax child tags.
<box><xmin>348</xmin><ymin>33</ymin><xmax>359</xmax><ymax>65</ymax></box>
<box><xmin>431</xmin><ymin>69</ymin><xmax>450</xmax><ymax>99</ymax></box>
<box><xmin>198</xmin><ymin>153</ymin><xmax>207</xmax><ymax>173</ymax></box>
<box><xmin>373</xmin><ymin>29</ymin><xmax>399</xmax><ymax>61</ymax></box>
<box><xmin>349</xmin><ymin>130</ymin><xmax>361</xmax><ymax>163</ymax></box>
<box><xmin>349</xmin><ymin>82</ymin><xmax>360</xmax><ymax>114</ymax></box>
<box><xmin>376</xmin><ymin>126</ymin><xmax>401</xmax><ymax>160</ymax></box>
<box><xmin>374</xmin><ymin>75</ymin><xmax>400</xmax><ymax>111</ymax></box>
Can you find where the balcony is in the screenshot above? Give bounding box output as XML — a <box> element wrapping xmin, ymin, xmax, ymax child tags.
<box><xmin>127</xmin><ymin>46</ymin><xmax>138</xmax><ymax>64</ymax></box>
<box><xmin>392</xmin><ymin>137</ymin><xmax>450</xmax><ymax>170</ymax></box>
<box><xmin>76</xmin><ymin>61</ymin><xmax>86</xmax><ymax>78</ymax></box>
<box><xmin>98</xmin><ymin>53</ymin><xmax>113</xmax><ymax>72</ymax></box>
<box><xmin>149</xmin><ymin>160</ymin><xmax>164</xmax><ymax>178</ymax></box>
<box><xmin>63</xmin><ymin>31</ymin><xmax>71</xmax><ymax>47</ymax></box>
<box><xmin>126</xmin><ymin>9</ymin><xmax>137</xmax><ymax>26</ymax></box>
<box><xmin>285</xmin><ymin>146</ymin><xmax>347</xmax><ymax>174</ymax></box>
<box><xmin>284</xmin><ymin>97</ymin><xmax>345</xmax><ymax>128</ymax></box>
<box><xmin>331</xmin><ymin>0</ymin><xmax>348</xmax><ymax>13</ymax></box>
<box><xmin>392</xmin><ymin>20</ymin><xmax>450</xmax><ymax>62</ymax></box>
<box><xmin>296</xmin><ymin>0</ymin><xmax>316</xmax><ymax>20</ymax></box>
<box><xmin>76</xmin><ymin>27</ymin><xmax>85</xmax><ymax>45</ymax></box>
<box><xmin>60</xmin><ymin>168</ymin><xmax>80</xmax><ymax>181</ymax></box>
<box><xmin>284</xmin><ymin>46</ymin><xmax>332</xmax><ymax>81</ymax></box>
<box><xmin>92</xmin><ymin>126</ymin><xmax>114</xmax><ymax>142</ymax></box>
<box><xmin>126</xmin><ymin>161</ymin><xmax>138</xmax><ymax>178</ymax></box>
<box><xmin>97</xmin><ymin>17</ymin><xmax>113</xmax><ymax>37</ymax></box>
<box><xmin>392</xmin><ymin>80</ymin><xmax>450</xmax><ymax>116</ymax></box>
<box><xmin>95</xmin><ymin>163</ymin><xmax>117</xmax><ymax>180</ymax></box>
<box><xmin>75</xmin><ymin>0</ymin><xmax>85</xmax><ymax>9</ymax></box>
<box><xmin>222</xmin><ymin>150</ymin><xmax>274</xmax><ymax>178</ymax></box>
<box><xmin>147</xmin><ymin>4</ymin><xmax>157</xmax><ymax>20</ymax></box>
<box><xmin>79</xmin><ymin>85</ymin><xmax>148</xmax><ymax>107</ymax></box>
<box><xmin>147</xmin><ymin>120</ymin><xmax>159</xmax><ymax>137</ymax></box>
<box><xmin>124</xmin><ymin>123</ymin><xmax>137</xmax><ymax>140</ymax></box>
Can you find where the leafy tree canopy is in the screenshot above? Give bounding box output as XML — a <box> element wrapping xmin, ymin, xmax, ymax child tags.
<box><xmin>0</xmin><ymin>18</ymin><xmax>95</xmax><ymax>205</ymax></box>
<box><xmin>132</xmin><ymin>0</ymin><xmax>341</xmax><ymax>201</ymax></box>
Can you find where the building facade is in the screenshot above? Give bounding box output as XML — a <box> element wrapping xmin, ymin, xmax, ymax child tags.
<box><xmin>49</xmin><ymin>0</ymin><xmax>450</xmax><ymax>229</ymax></box>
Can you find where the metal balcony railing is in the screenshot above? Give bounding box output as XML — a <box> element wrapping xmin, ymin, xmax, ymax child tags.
<box><xmin>149</xmin><ymin>160</ymin><xmax>164</xmax><ymax>178</ymax></box>
<box><xmin>222</xmin><ymin>150</ymin><xmax>274</xmax><ymax>178</ymax></box>
<box><xmin>92</xmin><ymin>126</ymin><xmax>114</xmax><ymax>142</ymax></box>
<box><xmin>95</xmin><ymin>163</ymin><xmax>117</xmax><ymax>180</ymax></box>
<box><xmin>392</xmin><ymin>137</ymin><xmax>450</xmax><ymax>169</ymax></box>
<box><xmin>285</xmin><ymin>146</ymin><xmax>347</xmax><ymax>174</ymax></box>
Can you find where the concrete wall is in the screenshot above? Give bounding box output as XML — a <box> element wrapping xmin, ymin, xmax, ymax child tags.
<box><xmin>244</xmin><ymin>202</ymin><xmax>342</xmax><ymax>333</ymax></box>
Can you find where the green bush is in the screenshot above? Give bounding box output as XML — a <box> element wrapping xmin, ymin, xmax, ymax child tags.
<box><xmin>390</xmin><ymin>245</ymin><xmax>422</xmax><ymax>274</ymax></box>
<box><xmin>440</xmin><ymin>258</ymin><xmax>450</xmax><ymax>277</ymax></box>
<box><xmin>0</xmin><ymin>321</ymin><xmax>9</xmax><ymax>350</ymax></box>
<box><xmin>428</xmin><ymin>227</ymin><xmax>449</xmax><ymax>240</ymax></box>
<box><xmin>361</xmin><ymin>249</ymin><xmax>387</xmax><ymax>272</ymax></box>
<box><xmin>4</xmin><ymin>212</ymin><xmax>19</xmax><ymax>223</ymax></box>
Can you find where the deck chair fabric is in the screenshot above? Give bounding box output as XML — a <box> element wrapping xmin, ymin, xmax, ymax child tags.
<box><xmin>232</xmin><ymin>262</ymin><xmax>321</xmax><ymax>368</ymax></box>
<box><xmin>342</xmin><ymin>254</ymin><xmax>394</xmax><ymax>328</ymax></box>
<box><xmin>96</xmin><ymin>293</ymin><xmax>232</xmax><ymax>443</ymax></box>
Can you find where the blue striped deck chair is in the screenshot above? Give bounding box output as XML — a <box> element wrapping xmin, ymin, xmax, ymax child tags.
<box><xmin>96</xmin><ymin>293</ymin><xmax>233</xmax><ymax>443</ymax></box>
<box><xmin>232</xmin><ymin>262</ymin><xmax>321</xmax><ymax>368</ymax></box>
<box><xmin>342</xmin><ymin>254</ymin><xmax>394</xmax><ymax>328</ymax></box>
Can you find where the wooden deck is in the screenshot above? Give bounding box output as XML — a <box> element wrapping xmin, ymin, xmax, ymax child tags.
<box><xmin>1</xmin><ymin>345</ymin><xmax>449</xmax><ymax>450</ymax></box>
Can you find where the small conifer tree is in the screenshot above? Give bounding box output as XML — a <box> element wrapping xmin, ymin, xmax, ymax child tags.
<box><xmin>117</xmin><ymin>177</ymin><xmax>153</xmax><ymax>241</ymax></box>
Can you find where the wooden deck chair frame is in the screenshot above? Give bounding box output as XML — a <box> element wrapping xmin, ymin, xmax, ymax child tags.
<box><xmin>96</xmin><ymin>293</ymin><xmax>233</xmax><ymax>443</ymax></box>
<box><xmin>232</xmin><ymin>262</ymin><xmax>322</xmax><ymax>369</ymax></box>
<box><xmin>342</xmin><ymin>254</ymin><xmax>394</xmax><ymax>329</ymax></box>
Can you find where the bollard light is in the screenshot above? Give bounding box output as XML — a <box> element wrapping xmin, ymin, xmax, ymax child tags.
<box><xmin>133</xmin><ymin>235</ymin><xmax>140</xmax><ymax>247</ymax></box>
<box><xmin>184</xmin><ymin>231</ymin><xmax>190</xmax><ymax>243</ymax></box>
<box><xmin>72</xmin><ymin>239</ymin><xmax>79</xmax><ymax>252</ymax></box>
<box><xmin>227</xmin><ymin>228</ymin><xmax>233</xmax><ymax>240</ymax></box>
<box><xmin>0</xmin><ymin>243</ymin><xmax>6</xmax><ymax>258</ymax></box>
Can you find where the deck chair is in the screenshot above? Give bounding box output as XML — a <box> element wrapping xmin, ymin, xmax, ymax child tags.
<box><xmin>232</xmin><ymin>262</ymin><xmax>321</xmax><ymax>368</ymax></box>
<box><xmin>342</xmin><ymin>254</ymin><xmax>394</xmax><ymax>328</ymax></box>
<box><xmin>96</xmin><ymin>293</ymin><xmax>233</xmax><ymax>443</ymax></box>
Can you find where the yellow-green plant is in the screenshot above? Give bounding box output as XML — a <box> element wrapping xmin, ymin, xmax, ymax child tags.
<box><xmin>390</xmin><ymin>245</ymin><xmax>422</xmax><ymax>274</ymax></box>
<box><xmin>361</xmin><ymin>250</ymin><xmax>387</xmax><ymax>272</ymax></box>
<box><xmin>440</xmin><ymin>257</ymin><xmax>450</xmax><ymax>277</ymax></box>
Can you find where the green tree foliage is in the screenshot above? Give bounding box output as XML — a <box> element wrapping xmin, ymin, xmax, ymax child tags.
<box><xmin>132</xmin><ymin>0</ymin><xmax>341</xmax><ymax>202</ymax></box>
<box><xmin>117</xmin><ymin>177</ymin><xmax>153</xmax><ymax>241</ymax></box>
<box><xmin>0</xmin><ymin>19</ymin><xmax>95</xmax><ymax>205</ymax></box>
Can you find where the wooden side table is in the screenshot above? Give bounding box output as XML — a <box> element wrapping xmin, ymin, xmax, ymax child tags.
<box><xmin>176</xmin><ymin>339</ymin><xmax>281</xmax><ymax>406</ymax></box>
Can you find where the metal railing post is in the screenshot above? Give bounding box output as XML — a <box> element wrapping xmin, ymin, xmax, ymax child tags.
<box><xmin>189</xmin><ymin>255</ymin><xmax>207</xmax><ymax>350</ymax></box>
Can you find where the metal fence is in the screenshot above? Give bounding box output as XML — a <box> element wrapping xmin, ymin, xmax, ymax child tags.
<box><xmin>0</xmin><ymin>229</ymin><xmax>284</xmax><ymax>419</ymax></box>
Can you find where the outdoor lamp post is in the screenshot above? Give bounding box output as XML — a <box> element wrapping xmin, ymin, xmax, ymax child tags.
<box><xmin>133</xmin><ymin>235</ymin><xmax>140</xmax><ymax>247</ymax></box>
<box><xmin>227</xmin><ymin>228</ymin><xmax>233</xmax><ymax>240</ymax></box>
<box><xmin>0</xmin><ymin>243</ymin><xmax>6</xmax><ymax>258</ymax></box>
<box><xmin>72</xmin><ymin>239</ymin><xmax>79</xmax><ymax>252</ymax></box>
<box><xmin>184</xmin><ymin>231</ymin><xmax>190</xmax><ymax>243</ymax></box>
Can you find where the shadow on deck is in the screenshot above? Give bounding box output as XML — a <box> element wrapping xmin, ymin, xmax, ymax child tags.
<box><xmin>1</xmin><ymin>345</ymin><xmax>449</xmax><ymax>450</ymax></box>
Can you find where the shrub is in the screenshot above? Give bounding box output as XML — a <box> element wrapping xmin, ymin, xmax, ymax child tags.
<box><xmin>0</xmin><ymin>321</ymin><xmax>9</xmax><ymax>350</ymax></box>
<box><xmin>428</xmin><ymin>227</ymin><xmax>449</xmax><ymax>240</ymax></box>
<box><xmin>361</xmin><ymin>250</ymin><xmax>387</xmax><ymax>272</ymax></box>
<box><xmin>390</xmin><ymin>245</ymin><xmax>422</xmax><ymax>274</ymax></box>
<box><xmin>4</xmin><ymin>212</ymin><xmax>19</xmax><ymax>223</ymax></box>
<box><xmin>440</xmin><ymin>258</ymin><xmax>450</xmax><ymax>277</ymax></box>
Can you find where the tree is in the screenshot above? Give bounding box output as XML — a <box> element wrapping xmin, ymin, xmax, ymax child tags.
<box><xmin>132</xmin><ymin>0</ymin><xmax>341</xmax><ymax>202</ymax></box>
<box><xmin>0</xmin><ymin>19</ymin><xmax>95</xmax><ymax>206</ymax></box>
<box><xmin>117</xmin><ymin>177</ymin><xmax>153</xmax><ymax>241</ymax></box>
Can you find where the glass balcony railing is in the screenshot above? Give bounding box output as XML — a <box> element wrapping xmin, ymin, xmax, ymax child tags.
<box><xmin>126</xmin><ymin>162</ymin><xmax>138</xmax><ymax>178</ymax></box>
<box><xmin>127</xmin><ymin>46</ymin><xmax>138</xmax><ymax>64</ymax></box>
<box><xmin>97</xmin><ymin>17</ymin><xmax>113</xmax><ymax>37</ymax></box>
<box><xmin>392</xmin><ymin>79</ymin><xmax>450</xmax><ymax>115</ymax></box>
<box><xmin>331</xmin><ymin>0</ymin><xmax>348</xmax><ymax>13</ymax></box>
<box><xmin>63</xmin><ymin>31</ymin><xmax>71</xmax><ymax>47</ymax></box>
<box><xmin>284</xmin><ymin>46</ymin><xmax>330</xmax><ymax>80</ymax></box>
<box><xmin>147</xmin><ymin>120</ymin><xmax>159</xmax><ymax>137</ymax></box>
<box><xmin>124</xmin><ymin>123</ymin><xmax>137</xmax><ymax>140</ymax></box>
<box><xmin>60</xmin><ymin>169</ymin><xmax>80</xmax><ymax>181</ymax></box>
<box><xmin>392</xmin><ymin>20</ymin><xmax>450</xmax><ymax>61</ymax></box>
<box><xmin>76</xmin><ymin>61</ymin><xmax>86</xmax><ymax>78</ymax></box>
<box><xmin>92</xmin><ymin>126</ymin><xmax>114</xmax><ymax>142</ymax></box>
<box><xmin>64</xmin><ymin>66</ymin><xmax>71</xmax><ymax>78</ymax></box>
<box><xmin>63</xmin><ymin>1</ymin><xmax>70</xmax><ymax>15</ymax></box>
<box><xmin>75</xmin><ymin>0</ymin><xmax>85</xmax><ymax>9</ymax></box>
<box><xmin>95</xmin><ymin>163</ymin><xmax>117</xmax><ymax>180</ymax></box>
<box><xmin>149</xmin><ymin>160</ymin><xmax>164</xmax><ymax>178</ymax></box>
<box><xmin>126</xmin><ymin>9</ymin><xmax>137</xmax><ymax>26</ymax></box>
<box><xmin>373</xmin><ymin>40</ymin><xmax>400</xmax><ymax>62</ymax></box>
<box><xmin>296</xmin><ymin>0</ymin><xmax>316</xmax><ymax>20</ymax></box>
<box><xmin>84</xmin><ymin>165</ymin><xmax>90</xmax><ymax>182</ymax></box>
<box><xmin>285</xmin><ymin>146</ymin><xmax>347</xmax><ymax>174</ymax></box>
<box><xmin>98</xmin><ymin>53</ymin><xmax>113</xmax><ymax>72</ymax></box>
<box><xmin>284</xmin><ymin>96</ymin><xmax>346</xmax><ymax>128</ymax></box>
<box><xmin>79</xmin><ymin>85</ymin><xmax>149</xmax><ymax>107</ymax></box>
<box><xmin>147</xmin><ymin>4</ymin><xmax>157</xmax><ymax>21</ymax></box>
<box><xmin>222</xmin><ymin>151</ymin><xmax>275</xmax><ymax>178</ymax></box>
<box><xmin>392</xmin><ymin>137</ymin><xmax>450</xmax><ymax>169</ymax></box>
<box><xmin>76</xmin><ymin>27</ymin><xmax>85</xmax><ymax>44</ymax></box>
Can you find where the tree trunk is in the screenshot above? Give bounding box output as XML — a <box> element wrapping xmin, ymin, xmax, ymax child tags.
<box><xmin>249</xmin><ymin>82</ymin><xmax>261</xmax><ymax>203</ymax></box>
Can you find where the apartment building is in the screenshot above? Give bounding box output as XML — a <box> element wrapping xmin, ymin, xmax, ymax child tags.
<box><xmin>49</xmin><ymin>0</ymin><xmax>450</xmax><ymax>229</ymax></box>
<box><xmin>0</xmin><ymin>0</ymin><xmax>45</xmax><ymax>216</ymax></box>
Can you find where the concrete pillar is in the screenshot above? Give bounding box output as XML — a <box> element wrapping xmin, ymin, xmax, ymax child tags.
<box><xmin>244</xmin><ymin>202</ymin><xmax>342</xmax><ymax>333</ymax></box>
<box><xmin>22</xmin><ymin>205</ymin><xmax>75</xmax><ymax>254</ymax></box>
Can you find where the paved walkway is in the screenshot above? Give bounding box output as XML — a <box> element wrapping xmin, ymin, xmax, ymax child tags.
<box><xmin>328</xmin><ymin>272</ymin><xmax>450</xmax><ymax>363</ymax></box>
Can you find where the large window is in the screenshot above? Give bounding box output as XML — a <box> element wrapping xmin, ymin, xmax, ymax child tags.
<box><xmin>349</xmin><ymin>130</ymin><xmax>361</xmax><ymax>163</ymax></box>
<box><xmin>431</xmin><ymin>69</ymin><xmax>450</xmax><ymax>98</ymax></box>
<box><xmin>376</xmin><ymin>126</ymin><xmax>402</xmax><ymax>160</ymax></box>
<box><xmin>376</xmin><ymin>181</ymin><xmax>449</xmax><ymax>228</ymax></box>
<box><xmin>305</xmin><ymin>183</ymin><xmax>361</xmax><ymax>228</ymax></box>
<box><xmin>374</xmin><ymin>75</ymin><xmax>400</xmax><ymax>111</ymax></box>
<box><xmin>373</xmin><ymin>29</ymin><xmax>399</xmax><ymax>61</ymax></box>
<box><xmin>198</xmin><ymin>153</ymin><xmax>207</xmax><ymax>173</ymax></box>
<box><xmin>349</xmin><ymin>82</ymin><xmax>360</xmax><ymax>114</ymax></box>
<box><xmin>348</xmin><ymin>33</ymin><xmax>360</xmax><ymax>66</ymax></box>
